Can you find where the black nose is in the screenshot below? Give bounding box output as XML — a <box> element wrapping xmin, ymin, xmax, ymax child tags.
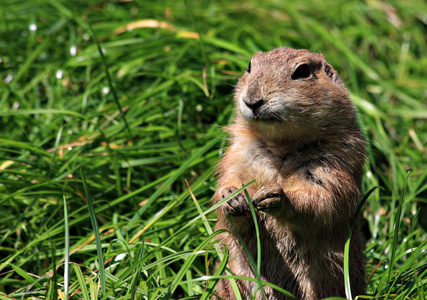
<box><xmin>244</xmin><ymin>98</ymin><xmax>264</xmax><ymax>114</ymax></box>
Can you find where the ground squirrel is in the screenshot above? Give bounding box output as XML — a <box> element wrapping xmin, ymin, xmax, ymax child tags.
<box><xmin>213</xmin><ymin>47</ymin><xmax>366</xmax><ymax>299</ymax></box>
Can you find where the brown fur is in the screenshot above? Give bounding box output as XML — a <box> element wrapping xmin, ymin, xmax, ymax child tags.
<box><xmin>212</xmin><ymin>47</ymin><xmax>366</xmax><ymax>300</ymax></box>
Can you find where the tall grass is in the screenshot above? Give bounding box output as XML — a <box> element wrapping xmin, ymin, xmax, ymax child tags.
<box><xmin>1</xmin><ymin>0</ymin><xmax>426</xmax><ymax>299</ymax></box>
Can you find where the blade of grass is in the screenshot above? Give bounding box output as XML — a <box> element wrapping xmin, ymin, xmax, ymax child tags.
<box><xmin>80</xmin><ymin>169</ymin><xmax>106</xmax><ymax>296</ymax></box>
<box><xmin>45</xmin><ymin>243</ymin><xmax>58</xmax><ymax>300</ymax></box>
<box><xmin>186</xmin><ymin>179</ymin><xmax>213</xmax><ymax>235</ymax></box>
<box><xmin>63</xmin><ymin>195</ymin><xmax>70</xmax><ymax>299</ymax></box>
<box><xmin>74</xmin><ymin>264</ymin><xmax>90</xmax><ymax>300</ymax></box>
<box><xmin>89</xmin><ymin>276</ymin><xmax>98</xmax><ymax>300</ymax></box>
<box><xmin>387</xmin><ymin>172</ymin><xmax>411</xmax><ymax>283</ymax></box>
<box><xmin>8</xmin><ymin>263</ymin><xmax>44</xmax><ymax>289</ymax></box>
<box><xmin>199</xmin><ymin>244</ymin><xmax>229</xmax><ymax>300</ymax></box>
<box><xmin>89</xmin><ymin>25</ymin><xmax>133</xmax><ymax>144</ymax></box>
<box><xmin>243</xmin><ymin>189</ymin><xmax>266</xmax><ymax>300</ymax></box>
<box><xmin>344</xmin><ymin>186</ymin><xmax>380</xmax><ymax>299</ymax></box>
<box><xmin>130</xmin><ymin>242</ymin><xmax>145</xmax><ymax>300</ymax></box>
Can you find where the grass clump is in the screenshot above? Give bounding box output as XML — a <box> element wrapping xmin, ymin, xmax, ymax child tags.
<box><xmin>1</xmin><ymin>0</ymin><xmax>426</xmax><ymax>299</ymax></box>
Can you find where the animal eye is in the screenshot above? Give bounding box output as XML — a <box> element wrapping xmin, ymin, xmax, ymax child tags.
<box><xmin>291</xmin><ymin>64</ymin><xmax>311</xmax><ymax>80</ymax></box>
<box><xmin>247</xmin><ymin>62</ymin><xmax>251</xmax><ymax>73</ymax></box>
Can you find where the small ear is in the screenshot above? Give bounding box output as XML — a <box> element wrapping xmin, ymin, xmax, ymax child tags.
<box><xmin>323</xmin><ymin>62</ymin><xmax>343</xmax><ymax>85</ymax></box>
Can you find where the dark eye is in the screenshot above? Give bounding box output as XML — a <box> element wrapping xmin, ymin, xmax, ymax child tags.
<box><xmin>247</xmin><ymin>62</ymin><xmax>251</xmax><ymax>73</ymax></box>
<box><xmin>291</xmin><ymin>64</ymin><xmax>311</xmax><ymax>80</ymax></box>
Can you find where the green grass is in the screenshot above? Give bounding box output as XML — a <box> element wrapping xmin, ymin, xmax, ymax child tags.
<box><xmin>1</xmin><ymin>0</ymin><xmax>427</xmax><ymax>299</ymax></box>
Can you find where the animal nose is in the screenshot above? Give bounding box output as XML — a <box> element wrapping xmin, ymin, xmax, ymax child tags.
<box><xmin>243</xmin><ymin>97</ymin><xmax>264</xmax><ymax>113</ymax></box>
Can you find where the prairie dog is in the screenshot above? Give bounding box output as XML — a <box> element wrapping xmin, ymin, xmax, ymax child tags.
<box><xmin>213</xmin><ymin>47</ymin><xmax>366</xmax><ymax>299</ymax></box>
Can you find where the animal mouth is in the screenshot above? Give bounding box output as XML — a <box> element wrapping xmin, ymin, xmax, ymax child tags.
<box><xmin>248</xmin><ymin>107</ymin><xmax>282</xmax><ymax>123</ymax></box>
<box><xmin>254</xmin><ymin>115</ymin><xmax>278</xmax><ymax>123</ymax></box>
<box><xmin>245</xmin><ymin>110</ymin><xmax>281</xmax><ymax>123</ymax></box>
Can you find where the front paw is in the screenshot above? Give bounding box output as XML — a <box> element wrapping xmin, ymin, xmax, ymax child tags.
<box><xmin>252</xmin><ymin>184</ymin><xmax>285</xmax><ymax>214</ymax></box>
<box><xmin>221</xmin><ymin>186</ymin><xmax>249</xmax><ymax>217</ymax></box>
